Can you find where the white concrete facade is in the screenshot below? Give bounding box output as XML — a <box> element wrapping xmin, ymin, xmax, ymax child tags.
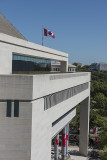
<box><xmin>0</xmin><ymin>33</ymin><xmax>91</xmax><ymax>160</ymax></box>
<box><xmin>0</xmin><ymin>33</ymin><xmax>68</xmax><ymax>74</ymax></box>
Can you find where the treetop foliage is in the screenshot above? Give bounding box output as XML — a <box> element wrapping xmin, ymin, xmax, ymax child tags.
<box><xmin>70</xmin><ymin>65</ymin><xmax>107</xmax><ymax>158</ymax></box>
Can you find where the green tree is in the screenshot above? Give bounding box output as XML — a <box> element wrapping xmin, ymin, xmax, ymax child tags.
<box><xmin>99</xmin><ymin>124</ymin><xmax>107</xmax><ymax>160</ymax></box>
<box><xmin>94</xmin><ymin>93</ymin><xmax>107</xmax><ymax>109</ymax></box>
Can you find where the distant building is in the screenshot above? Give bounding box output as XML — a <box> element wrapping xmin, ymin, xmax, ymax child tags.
<box><xmin>51</xmin><ymin>62</ymin><xmax>76</xmax><ymax>72</ymax></box>
<box><xmin>68</xmin><ymin>64</ymin><xmax>76</xmax><ymax>72</ymax></box>
<box><xmin>90</xmin><ymin>62</ymin><xmax>107</xmax><ymax>72</ymax></box>
<box><xmin>51</xmin><ymin>62</ymin><xmax>60</xmax><ymax>72</ymax></box>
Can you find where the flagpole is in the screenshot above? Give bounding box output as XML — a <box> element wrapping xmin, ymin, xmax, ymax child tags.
<box><xmin>42</xmin><ymin>26</ymin><xmax>43</xmax><ymax>46</ymax></box>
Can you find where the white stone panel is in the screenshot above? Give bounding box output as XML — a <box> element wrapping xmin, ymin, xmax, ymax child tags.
<box><xmin>0</xmin><ymin>102</ymin><xmax>32</xmax><ymax>160</ymax></box>
<box><xmin>31</xmin><ymin>98</ymin><xmax>51</xmax><ymax>160</ymax></box>
<box><xmin>0</xmin><ymin>49</ymin><xmax>12</xmax><ymax>74</ymax></box>
<box><xmin>0</xmin><ymin>75</ymin><xmax>33</xmax><ymax>100</ymax></box>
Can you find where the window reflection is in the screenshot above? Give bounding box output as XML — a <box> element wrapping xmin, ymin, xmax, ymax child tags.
<box><xmin>12</xmin><ymin>54</ymin><xmax>51</xmax><ymax>72</ymax></box>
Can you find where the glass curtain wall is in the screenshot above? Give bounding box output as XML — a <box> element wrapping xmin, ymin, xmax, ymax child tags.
<box><xmin>12</xmin><ymin>54</ymin><xmax>51</xmax><ymax>72</ymax></box>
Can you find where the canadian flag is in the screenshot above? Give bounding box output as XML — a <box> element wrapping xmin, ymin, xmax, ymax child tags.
<box><xmin>44</xmin><ymin>28</ymin><xmax>55</xmax><ymax>38</ymax></box>
<box><xmin>93</xmin><ymin>127</ymin><xmax>96</xmax><ymax>134</ymax></box>
<box><xmin>93</xmin><ymin>127</ymin><xmax>98</xmax><ymax>142</ymax></box>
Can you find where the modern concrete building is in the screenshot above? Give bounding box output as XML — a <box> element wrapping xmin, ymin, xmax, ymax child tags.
<box><xmin>51</xmin><ymin>62</ymin><xmax>76</xmax><ymax>72</ymax></box>
<box><xmin>0</xmin><ymin>14</ymin><xmax>91</xmax><ymax>160</ymax></box>
<box><xmin>90</xmin><ymin>62</ymin><xmax>107</xmax><ymax>72</ymax></box>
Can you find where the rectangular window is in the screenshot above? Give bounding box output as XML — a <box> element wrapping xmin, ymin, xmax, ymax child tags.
<box><xmin>7</xmin><ymin>100</ymin><xmax>12</xmax><ymax>117</ymax></box>
<box><xmin>14</xmin><ymin>100</ymin><xmax>19</xmax><ymax>117</ymax></box>
<box><xmin>12</xmin><ymin>54</ymin><xmax>51</xmax><ymax>72</ymax></box>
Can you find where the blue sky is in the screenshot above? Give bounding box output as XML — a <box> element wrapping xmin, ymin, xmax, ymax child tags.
<box><xmin>0</xmin><ymin>0</ymin><xmax>107</xmax><ymax>64</ymax></box>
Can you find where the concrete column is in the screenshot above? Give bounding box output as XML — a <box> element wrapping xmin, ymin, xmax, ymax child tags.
<box><xmin>62</xmin><ymin>127</ymin><xmax>66</xmax><ymax>159</ymax></box>
<box><xmin>66</xmin><ymin>124</ymin><xmax>69</xmax><ymax>156</ymax></box>
<box><xmin>79</xmin><ymin>97</ymin><xmax>90</xmax><ymax>156</ymax></box>
<box><xmin>60</xmin><ymin>61</ymin><xmax>68</xmax><ymax>72</ymax></box>
<box><xmin>54</xmin><ymin>134</ymin><xmax>59</xmax><ymax>160</ymax></box>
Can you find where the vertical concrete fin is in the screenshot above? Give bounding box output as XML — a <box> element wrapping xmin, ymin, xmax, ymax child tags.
<box><xmin>79</xmin><ymin>96</ymin><xmax>90</xmax><ymax>156</ymax></box>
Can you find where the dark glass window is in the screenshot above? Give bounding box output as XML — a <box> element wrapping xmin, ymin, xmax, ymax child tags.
<box><xmin>12</xmin><ymin>54</ymin><xmax>51</xmax><ymax>72</ymax></box>
<box><xmin>14</xmin><ymin>100</ymin><xmax>19</xmax><ymax>117</ymax></box>
<box><xmin>7</xmin><ymin>100</ymin><xmax>12</xmax><ymax>117</ymax></box>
